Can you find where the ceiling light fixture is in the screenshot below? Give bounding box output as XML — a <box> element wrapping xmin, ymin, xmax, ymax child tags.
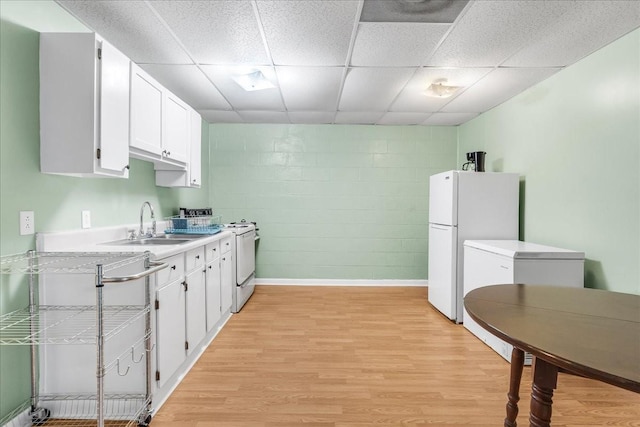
<box><xmin>425</xmin><ymin>78</ymin><xmax>461</xmax><ymax>98</ymax></box>
<box><xmin>231</xmin><ymin>70</ymin><xmax>276</xmax><ymax>91</ymax></box>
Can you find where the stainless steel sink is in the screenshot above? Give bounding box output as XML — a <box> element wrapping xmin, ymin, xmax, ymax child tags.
<box><xmin>102</xmin><ymin>237</ymin><xmax>191</xmax><ymax>246</ymax></box>
<box><xmin>101</xmin><ymin>233</ymin><xmax>209</xmax><ymax>246</ymax></box>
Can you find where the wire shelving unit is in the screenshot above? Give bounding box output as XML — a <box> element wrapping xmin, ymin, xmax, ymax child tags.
<box><xmin>0</xmin><ymin>251</ymin><xmax>167</xmax><ymax>427</ymax></box>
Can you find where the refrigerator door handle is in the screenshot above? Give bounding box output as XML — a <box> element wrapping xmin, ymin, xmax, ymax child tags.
<box><xmin>430</xmin><ymin>224</ymin><xmax>450</xmax><ymax>230</ymax></box>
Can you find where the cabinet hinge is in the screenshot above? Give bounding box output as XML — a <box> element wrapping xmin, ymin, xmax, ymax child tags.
<box><xmin>97</xmin><ymin>48</ymin><xmax>102</xmax><ymax>60</ymax></box>
<box><xmin>96</xmin><ymin>148</ymin><xmax>101</xmax><ymax>160</ymax></box>
<box><xmin>185</xmin><ymin>341</ymin><xmax>189</xmax><ymax>350</ymax></box>
<box><xmin>155</xmin><ymin>371</ymin><xmax>160</xmax><ymax>381</ymax></box>
<box><xmin>155</xmin><ymin>299</ymin><xmax>159</xmax><ymax>310</ymax></box>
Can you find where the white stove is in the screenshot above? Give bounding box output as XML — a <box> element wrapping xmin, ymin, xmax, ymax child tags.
<box><xmin>224</xmin><ymin>221</ymin><xmax>257</xmax><ymax>313</ymax></box>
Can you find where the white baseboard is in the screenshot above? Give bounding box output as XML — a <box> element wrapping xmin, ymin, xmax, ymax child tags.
<box><xmin>255</xmin><ymin>278</ymin><xmax>428</xmax><ymax>287</ymax></box>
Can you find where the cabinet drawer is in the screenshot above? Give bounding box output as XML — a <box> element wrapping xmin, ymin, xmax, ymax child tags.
<box><xmin>185</xmin><ymin>246</ymin><xmax>205</xmax><ymax>272</ymax></box>
<box><xmin>206</xmin><ymin>241</ymin><xmax>220</xmax><ymax>262</ymax></box>
<box><xmin>156</xmin><ymin>254</ymin><xmax>184</xmax><ymax>287</ymax></box>
<box><xmin>220</xmin><ymin>236</ymin><xmax>233</xmax><ymax>254</ymax></box>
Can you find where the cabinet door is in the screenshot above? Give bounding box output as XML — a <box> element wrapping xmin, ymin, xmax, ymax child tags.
<box><xmin>130</xmin><ymin>64</ymin><xmax>163</xmax><ymax>155</ymax></box>
<box><xmin>220</xmin><ymin>254</ymin><xmax>233</xmax><ymax>313</ymax></box>
<box><xmin>99</xmin><ymin>39</ymin><xmax>130</xmax><ymax>174</ymax></box>
<box><xmin>189</xmin><ymin>109</ymin><xmax>202</xmax><ymax>186</ymax></box>
<box><xmin>156</xmin><ymin>279</ymin><xmax>186</xmax><ymax>388</ymax></box>
<box><xmin>185</xmin><ymin>268</ymin><xmax>206</xmax><ymax>354</ymax></box>
<box><xmin>205</xmin><ymin>261</ymin><xmax>222</xmax><ymax>331</ymax></box>
<box><xmin>163</xmin><ymin>92</ymin><xmax>189</xmax><ymax>164</ymax></box>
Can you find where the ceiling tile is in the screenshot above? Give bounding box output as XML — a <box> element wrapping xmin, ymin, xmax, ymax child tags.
<box><xmin>57</xmin><ymin>1</ymin><xmax>191</xmax><ymax>63</ymax></box>
<box><xmin>201</xmin><ymin>65</ymin><xmax>284</xmax><ymax>111</ymax></box>
<box><xmin>237</xmin><ymin>110</ymin><xmax>290</xmax><ymax>123</ymax></box>
<box><xmin>391</xmin><ymin>67</ymin><xmax>492</xmax><ymax>112</ymax></box>
<box><xmin>149</xmin><ymin>0</ymin><xmax>270</xmax><ymax>65</ymax></box>
<box><xmin>276</xmin><ymin>66</ymin><xmax>344</xmax><ymax>111</ymax></box>
<box><xmin>334</xmin><ymin>112</ymin><xmax>385</xmax><ymax>125</ymax></box>
<box><xmin>377</xmin><ymin>112</ymin><xmax>431</xmax><ymax>125</ymax></box>
<box><xmin>360</xmin><ymin>0</ymin><xmax>470</xmax><ymax>23</ymax></box>
<box><xmin>351</xmin><ymin>23</ymin><xmax>450</xmax><ymax>66</ymax></box>
<box><xmin>339</xmin><ymin>67</ymin><xmax>416</xmax><ymax>111</ymax></box>
<box><xmin>1</xmin><ymin>0</ymin><xmax>90</xmax><ymax>32</ymax></box>
<box><xmin>256</xmin><ymin>0</ymin><xmax>360</xmax><ymax>66</ymax></box>
<box><xmin>140</xmin><ymin>64</ymin><xmax>231</xmax><ymax>110</ymax></box>
<box><xmin>200</xmin><ymin>110</ymin><xmax>243</xmax><ymax>123</ymax></box>
<box><xmin>503</xmin><ymin>1</ymin><xmax>640</xmax><ymax>67</ymax></box>
<box><xmin>288</xmin><ymin>112</ymin><xmax>336</xmax><ymax>124</ymax></box>
<box><xmin>442</xmin><ymin>68</ymin><xmax>560</xmax><ymax>113</ymax></box>
<box><xmin>427</xmin><ymin>1</ymin><xmax>574</xmax><ymax>67</ymax></box>
<box><xmin>422</xmin><ymin>112</ymin><xmax>478</xmax><ymax>126</ymax></box>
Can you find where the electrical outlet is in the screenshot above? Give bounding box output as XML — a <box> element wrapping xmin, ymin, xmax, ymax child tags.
<box><xmin>82</xmin><ymin>210</ymin><xmax>91</xmax><ymax>229</ymax></box>
<box><xmin>20</xmin><ymin>211</ymin><xmax>35</xmax><ymax>235</ymax></box>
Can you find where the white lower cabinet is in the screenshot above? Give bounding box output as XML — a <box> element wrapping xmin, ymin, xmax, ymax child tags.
<box><xmin>153</xmin><ymin>234</ymin><xmax>233</xmax><ymax>407</ymax></box>
<box><xmin>220</xmin><ymin>237</ymin><xmax>233</xmax><ymax>314</ymax></box>
<box><xmin>185</xmin><ymin>247</ymin><xmax>206</xmax><ymax>355</ymax></box>
<box><xmin>205</xmin><ymin>241</ymin><xmax>222</xmax><ymax>331</ymax></box>
<box><xmin>156</xmin><ymin>278</ymin><xmax>186</xmax><ymax>388</ymax></box>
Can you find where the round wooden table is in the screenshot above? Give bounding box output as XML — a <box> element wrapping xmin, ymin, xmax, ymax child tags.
<box><xmin>464</xmin><ymin>284</ymin><xmax>640</xmax><ymax>427</ymax></box>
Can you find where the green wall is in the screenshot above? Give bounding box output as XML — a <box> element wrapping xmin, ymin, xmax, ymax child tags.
<box><xmin>0</xmin><ymin>19</ymin><xmax>209</xmax><ymax>419</ymax></box>
<box><xmin>210</xmin><ymin>124</ymin><xmax>457</xmax><ymax>280</ymax></box>
<box><xmin>459</xmin><ymin>29</ymin><xmax>640</xmax><ymax>295</ymax></box>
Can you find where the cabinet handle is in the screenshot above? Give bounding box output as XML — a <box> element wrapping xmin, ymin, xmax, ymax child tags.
<box><xmin>195</xmin><ymin>255</ymin><xmax>200</xmax><ymax>260</ymax></box>
<box><xmin>171</xmin><ymin>265</ymin><xmax>176</xmax><ymax>270</ymax></box>
<box><xmin>124</xmin><ymin>165</ymin><xmax>130</xmax><ymax>170</ymax></box>
<box><xmin>208</xmin><ymin>265</ymin><xmax>212</xmax><ymax>269</ymax></box>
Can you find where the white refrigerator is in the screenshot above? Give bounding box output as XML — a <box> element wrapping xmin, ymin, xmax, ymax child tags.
<box><xmin>427</xmin><ymin>170</ymin><xmax>519</xmax><ymax>323</ymax></box>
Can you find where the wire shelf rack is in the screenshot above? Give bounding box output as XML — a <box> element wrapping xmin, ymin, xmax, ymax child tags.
<box><xmin>0</xmin><ymin>305</ymin><xmax>149</xmax><ymax>345</ymax></box>
<box><xmin>0</xmin><ymin>394</ymin><xmax>152</xmax><ymax>427</ymax></box>
<box><xmin>0</xmin><ymin>252</ymin><xmax>150</xmax><ymax>275</ymax></box>
<box><xmin>0</xmin><ymin>251</ymin><xmax>161</xmax><ymax>427</ymax></box>
<box><xmin>164</xmin><ymin>214</ymin><xmax>222</xmax><ymax>235</ymax></box>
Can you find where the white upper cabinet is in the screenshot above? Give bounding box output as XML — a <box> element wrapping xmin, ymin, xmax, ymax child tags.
<box><xmin>130</xmin><ymin>64</ymin><xmax>188</xmax><ymax>169</ymax></box>
<box><xmin>40</xmin><ymin>33</ymin><xmax>130</xmax><ymax>178</ymax></box>
<box><xmin>155</xmin><ymin>108</ymin><xmax>202</xmax><ymax>188</ymax></box>
<box><xmin>130</xmin><ymin>65</ymin><xmax>163</xmax><ymax>156</ymax></box>
<box><xmin>163</xmin><ymin>92</ymin><xmax>189</xmax><ymax>164</ymax></box>
<box><xmin>189</xmin><ymin>110</ymin><xmax>202</xmax><ymax>187</ymax></box>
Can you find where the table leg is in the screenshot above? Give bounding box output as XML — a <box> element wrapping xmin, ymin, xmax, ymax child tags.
<box><xmin>529</xmin><ymin>357</ymin><xmax>558</xmax><ymax>427</ymax></box>
<box><xmin>504</xmin><ymin>348</ymin><xmax>525</xmax><ymax>427</ymax></box>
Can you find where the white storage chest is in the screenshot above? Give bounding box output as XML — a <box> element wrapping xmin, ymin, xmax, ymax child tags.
<box><xmin>463</xmin><ymin>240</ymin><xmax>585</xmax><ymax>364</ymax></box>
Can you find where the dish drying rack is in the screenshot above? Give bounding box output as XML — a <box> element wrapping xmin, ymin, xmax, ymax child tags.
<box><xmin>164</xmin><ymin>214</ymin><xmax>222</xmax><ymax>235</ymax></box>
<box><xmin>0</xmin><ymin>251</ymin><xmax>167</xmax><ymax>427</ymax></box>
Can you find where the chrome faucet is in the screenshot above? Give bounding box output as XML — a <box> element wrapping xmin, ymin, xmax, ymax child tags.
<box><xmin>139</xmin><ymin>201</ymin><xmax>156</xmax><ymax>238</ymax></box>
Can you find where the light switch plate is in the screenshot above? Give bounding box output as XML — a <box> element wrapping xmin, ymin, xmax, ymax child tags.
<box><xmin>20</xmin><ymin>211</ymin><xmax>35</xmax><ymax>235</ymax></box>
<box><xmin>82</xmin><ymin>210</ymin><xmax>91</xmax><ymax>229</ymax></box>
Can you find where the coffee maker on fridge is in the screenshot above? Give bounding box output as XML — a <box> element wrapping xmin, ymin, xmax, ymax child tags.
<box><xmin>462</xmin><ymin>151</ymin><xmax>486</xmax><ymax>172</ymax></box>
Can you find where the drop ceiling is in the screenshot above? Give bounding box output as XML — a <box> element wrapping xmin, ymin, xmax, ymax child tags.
<box><xmin>29</xmin><ymin>1</ymin><xmax>640</xmax><ymax>125</ymax></box>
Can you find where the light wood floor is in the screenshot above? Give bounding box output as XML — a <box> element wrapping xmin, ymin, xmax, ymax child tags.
<box><xmin>151</xmin><ymin>286</ymin><xmax>640</xmax><ymax>426</ymax></box>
